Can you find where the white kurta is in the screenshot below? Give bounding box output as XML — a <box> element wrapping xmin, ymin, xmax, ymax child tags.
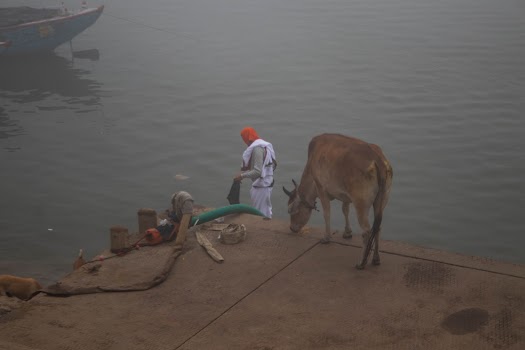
<box><xmin>241</xmin><ymin>139</ymin><xmax>276</xmax><ymax>218</ymax></box>
<box><xmin>250</xmin><ymin>186</ymin><xmax>273</xmax><ymax>218</ymax></box>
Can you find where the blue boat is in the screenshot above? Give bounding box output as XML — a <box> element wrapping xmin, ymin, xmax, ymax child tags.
<box><xmin>0</xmin><ymin>5</ymin><xmax>104</xmax><ymax>56</ymax></box>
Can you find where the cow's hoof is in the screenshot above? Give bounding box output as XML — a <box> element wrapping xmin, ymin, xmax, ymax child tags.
<box><xmin>342</xmin><ymin>231</ymin><xmax>352</xmax><ymax>239</ymax></box>
<box><xmin>355</xmin><ymin>263</ymin><xmax>365</xmax><ymax>270</ymax></box>
<box><xmin>320</xmin><ymin>237</ymin><xmax>331</xmax><ymax>244</ymax></box>
<box><xmin>372</xmin><ymin>258</ymin><xmax>381</xmax><ymax>266</ymax></box>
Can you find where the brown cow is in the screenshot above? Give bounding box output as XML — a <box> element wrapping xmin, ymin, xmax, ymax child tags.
<box><xmin>283</xmin><ymin>133</ymin><xmax>393</xmax><ymax>269</ymax></box>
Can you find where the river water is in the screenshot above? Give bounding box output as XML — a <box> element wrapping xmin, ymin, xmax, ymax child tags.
<box><xmin>1</xmin><ymin>0</ymin><xmax>524</xmax><ymax>285</ymax></box>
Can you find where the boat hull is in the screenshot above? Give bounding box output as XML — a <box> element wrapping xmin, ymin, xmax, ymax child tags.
<box><xmin>0</xmin><ymin>6</ymin><xmax>104</xmax><ymax>56</ymax></box>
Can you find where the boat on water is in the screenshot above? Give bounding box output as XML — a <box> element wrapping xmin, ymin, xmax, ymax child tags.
<box><xmin>0</xmin><ymin>4</ymin><xmax>104</xmax><ymax>56</ymax></box>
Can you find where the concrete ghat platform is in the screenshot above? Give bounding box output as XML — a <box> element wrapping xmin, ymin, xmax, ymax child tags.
<box><xmin>1</xmin><ymin>214</ymin><xmax>524</xmax><ymax>350</ymax></box>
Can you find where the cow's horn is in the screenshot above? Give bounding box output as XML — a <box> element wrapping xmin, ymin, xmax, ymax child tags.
<box><xmin>283</xmin><ymin>186</ymin><xmax>292</xmax><ymax>197</ymax></box>
<box><xmin>292</xmin><ymin>179</ymin><xmax>298</xmax><ymax>189</ymax></box>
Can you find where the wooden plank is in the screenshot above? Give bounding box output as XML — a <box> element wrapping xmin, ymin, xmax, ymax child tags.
<box><xmin>195</xmin><ymin>231</ymin><xmax>224</xmax><ymax>263</ymax></box>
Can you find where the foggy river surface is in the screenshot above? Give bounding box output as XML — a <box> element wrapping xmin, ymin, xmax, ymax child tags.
<box><xmin>1</xmin><ymin>0</ymin><xmax>524</xmax><ymax>284</ymax></box>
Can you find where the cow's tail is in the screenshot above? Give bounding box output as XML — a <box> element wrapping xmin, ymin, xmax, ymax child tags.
<box><xmin>372</xmin><ymin>161</ymin><xmax>387</xmax><ymax>237</ymax></box>
<box><xmin>361</xmin><ymin>160</ymin><xmax>388</xmax><ymax>265</ymax></box>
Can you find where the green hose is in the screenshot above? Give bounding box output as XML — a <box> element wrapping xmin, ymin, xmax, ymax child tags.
<box><xmin>190</xmin><ymin>204</ymin><xmax>266</xmax><ymax>226</ymax></box>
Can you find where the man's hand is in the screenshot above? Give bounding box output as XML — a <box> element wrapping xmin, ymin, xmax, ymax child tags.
<box><xmin>234</xmin><ymin>173</ymin><xmax>243</xmax><ymax>182</ymax></box>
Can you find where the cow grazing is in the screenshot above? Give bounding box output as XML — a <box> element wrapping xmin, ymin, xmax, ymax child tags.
<box><xmin>283</xmin><ymin>133</ymin><xmax>393</xmax><ymax>269</ymax></box>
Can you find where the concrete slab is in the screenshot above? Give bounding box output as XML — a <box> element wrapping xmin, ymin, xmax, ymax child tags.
<box><xmin>180</xmin><ymin>242</ymin><xmax>525</xmax><ymax>350</ymax></box>
<box><xmin>0</xmin><ymin>214</ymin><xmax>524</xmax><ymax>350</ymax></box>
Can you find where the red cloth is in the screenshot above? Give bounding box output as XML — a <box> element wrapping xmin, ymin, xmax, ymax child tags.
<box><xmin>240</xmin><ymin>127</ymin><xmax>260</xmax><ymax>145</ymax></box>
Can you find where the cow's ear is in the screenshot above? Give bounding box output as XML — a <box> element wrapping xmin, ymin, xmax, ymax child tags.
<box><xmin>287</xmin><ymin>203</ymin><xmax>295</xmax><ymax>214</ymax></box>
<box><xmin>288</xmin><ymin>197</ymin><xmax>300</xmax><ymax>214</ymax></box>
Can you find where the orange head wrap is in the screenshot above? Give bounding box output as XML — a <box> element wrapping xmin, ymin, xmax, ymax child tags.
<box><xmin>240</xmin><ymin>127</ymin><xmax>260</xmax><ymax>145</ymax></box>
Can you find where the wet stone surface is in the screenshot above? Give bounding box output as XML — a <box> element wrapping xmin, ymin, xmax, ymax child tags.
<box><xmin>441</xmin><ymin>308</ymin><xmax>489</xmax><ymax>335</ymax></box>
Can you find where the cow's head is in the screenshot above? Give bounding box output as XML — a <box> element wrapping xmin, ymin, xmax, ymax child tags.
<box><xmin>283</xmin><ymin>179</ymin><xmax>315</xmax><ymax>233</ymax></box>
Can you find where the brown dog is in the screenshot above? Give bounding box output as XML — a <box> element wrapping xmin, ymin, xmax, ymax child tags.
<box><xmin>0</xmin><ymin>274</ymin><xmax>42</xmax><ymax>301</ymax></box>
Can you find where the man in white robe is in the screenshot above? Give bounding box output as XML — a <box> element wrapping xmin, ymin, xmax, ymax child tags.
<box><xmin>234</xmin><ymin>127</ymin><xmax>277</xmax><ymax>218</ymax></box>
